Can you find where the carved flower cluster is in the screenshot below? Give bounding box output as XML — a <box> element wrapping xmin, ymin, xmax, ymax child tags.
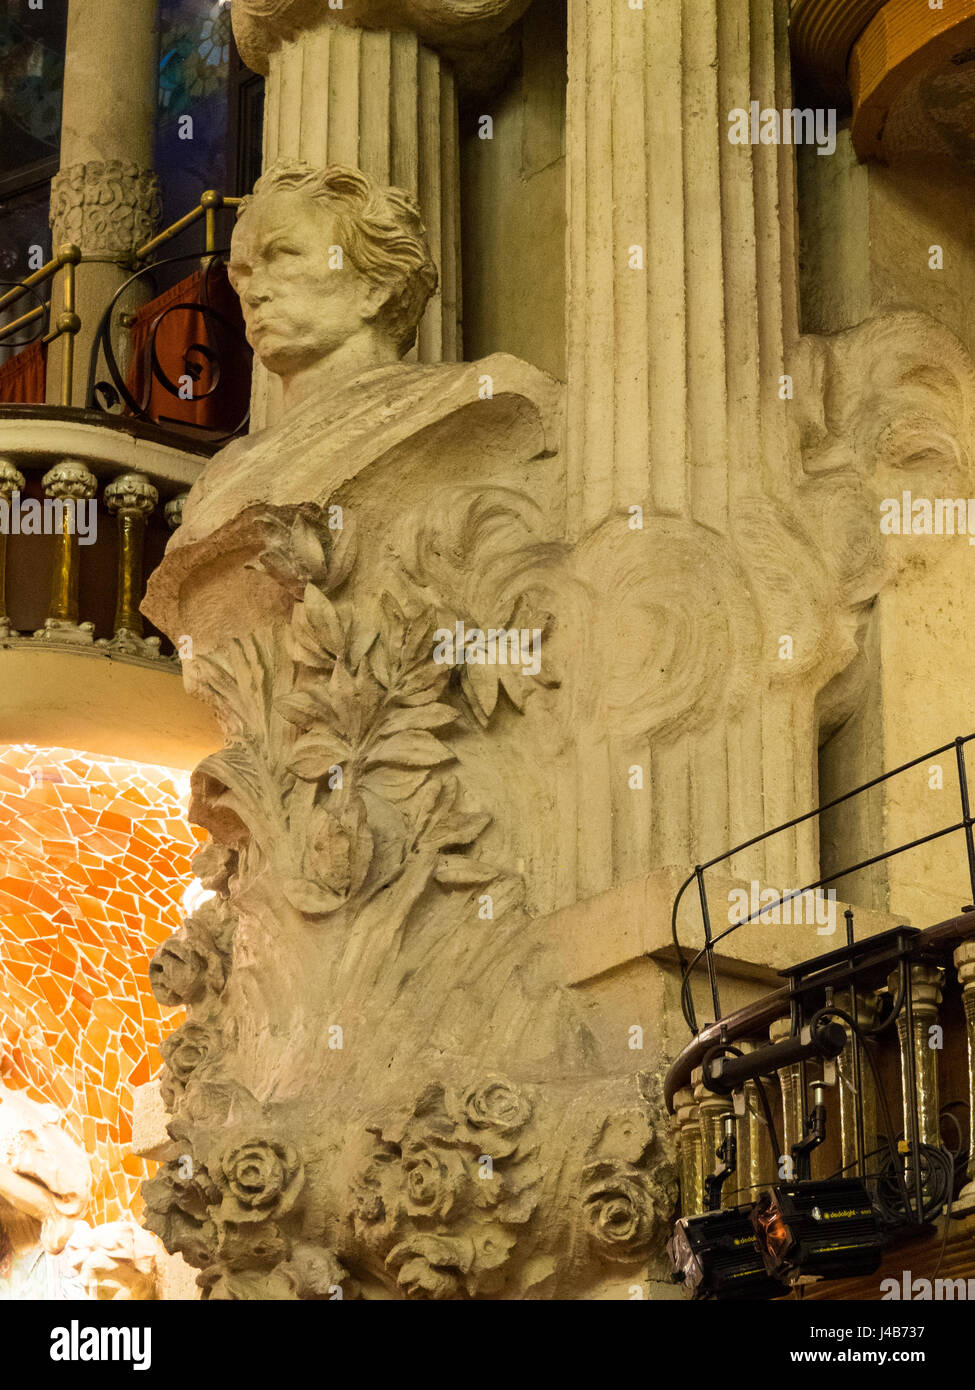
<box><xmin>149</xmin><ymin>896</ymin><xmax>235</xmax><ymax>1009</ymax></box>
<box><xmin>350</xmin><ymin>1076</ymin><xmax>541</xmax><ymax>1299</ymax></box>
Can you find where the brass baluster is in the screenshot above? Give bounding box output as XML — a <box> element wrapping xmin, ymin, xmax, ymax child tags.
<box><xmin>694</xmin><ymin>1075</ymin><xmax>736</xmax><ymax>1209</ymax></box>
<box><xmin>35</xmin><ymin>459</ymin><xmax>97</xmax><ymax>643</ymax></box>
<box><xmin>834</xmin><ymin>986</ymin><xmax>881</xmax><ymax>1179</ymax></box>
<box><xmin>103</xmin><ymin>472</ymin><xmax>159</xmax><ymax>656</ymax></box>
<box><xmin>674</xmin><ymin>1085</ymin><xmax>704</xmax><ymax>1217</ymax></box>
<box><xmin>0</xmin><ymin>459</ymin><xmax>25</xmax><ymax>639</ymax></box>
<box><xmin>952</xmin><ymin>941</ymin><xmax>975</xmax><ymax>1215</ymax></box>
<box><xmin>770</xmin><ymin>1015</ymin><xmax>801</xmax><ymax>1175</ymax></box>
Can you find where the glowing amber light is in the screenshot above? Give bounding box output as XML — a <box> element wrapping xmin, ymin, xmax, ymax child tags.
<box><xmin>0</xmin><ymin>745</ymin><xmax>205</xmax><ymax>1224</ymax></box>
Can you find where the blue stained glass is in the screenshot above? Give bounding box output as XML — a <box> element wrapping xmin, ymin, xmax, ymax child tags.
<box><xmin>155</xmin><ymin>0</ymin><xmax>232</xmax><ymax>251</ymax></box>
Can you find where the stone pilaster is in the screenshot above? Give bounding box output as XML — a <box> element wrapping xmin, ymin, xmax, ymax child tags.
<box><xmin>562</xmin><ymin>0</ymin><xmax>831</xmax><ymax>902</ymax></box>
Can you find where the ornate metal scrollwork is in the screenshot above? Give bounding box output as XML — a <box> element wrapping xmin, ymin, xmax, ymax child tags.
<box><xmin>85</xmin><ymin>250</ymin><xmax>252</xmax><ymax>444</ymax></box>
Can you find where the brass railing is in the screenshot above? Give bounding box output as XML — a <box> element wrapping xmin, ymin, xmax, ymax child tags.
<box><xmin>0</xmin><ymin>244</ymin><xmax>80</xmax><ymax>406</ymax></box>
<box><xmin>0</xmin><ymin>191</ymin><xmax>245</xmax><ymax>413</ymax></box>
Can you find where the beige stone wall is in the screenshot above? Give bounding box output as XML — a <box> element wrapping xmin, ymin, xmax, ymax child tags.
<box><xmin>799</xmin><ymin>129</ymin><xmax>975</xmax><ymax>926</ymax></box>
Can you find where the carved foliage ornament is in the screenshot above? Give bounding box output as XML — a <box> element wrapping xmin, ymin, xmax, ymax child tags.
<box><xmin>145</xmin><ymin>500</ymin><xmax>677</xmax><ymax>1296</ymax></box>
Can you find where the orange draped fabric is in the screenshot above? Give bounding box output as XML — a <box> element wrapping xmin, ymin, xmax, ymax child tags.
<box><xmin>0</xmin><ymin>340</ymin><xmax>47</xmax><ymax>404</ymax></box>
<box><xmin>124</xmin><ymin>263</ymin><xmax>250</xmax><ymax>433</ymax></box>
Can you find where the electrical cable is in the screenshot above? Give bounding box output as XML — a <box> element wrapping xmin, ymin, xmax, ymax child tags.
<box><xmin>809</xmin><ymin>1004</ymin><xmax>915</xmax><ymax>1224</ymax></box>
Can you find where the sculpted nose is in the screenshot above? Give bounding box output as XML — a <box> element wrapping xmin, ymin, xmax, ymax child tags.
<box><xmin>245</xmin><ymin>285</ymin><xmax>271</xmax><ymax>308</ymax></box>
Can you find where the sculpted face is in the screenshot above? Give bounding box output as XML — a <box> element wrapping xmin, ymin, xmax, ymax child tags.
<box><xmin>228</xmin><ymin>190</ymin><xmax>386</xmax><ymax>377</ymax></box>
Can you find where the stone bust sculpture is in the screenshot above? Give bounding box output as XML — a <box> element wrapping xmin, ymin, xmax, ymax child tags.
<box><xmin>227</xmin><ymin>162</ymin><xmax>437</xmax><ymax>408</ymax></box>
<box><xmin>161</xmin><ymin>158</ymin><xmax>560</xmax><ymax>583</ymax></box>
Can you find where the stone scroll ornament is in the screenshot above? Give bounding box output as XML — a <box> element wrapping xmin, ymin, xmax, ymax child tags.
<box><xmin>141</xmin><ymin>159</ymin><xmax>678</xmax><ymax>1299</ymax></box>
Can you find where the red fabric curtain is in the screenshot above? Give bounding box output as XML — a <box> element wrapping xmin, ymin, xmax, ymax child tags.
<box><xmin>0</xmin><ymin>340</ymin><xmax>47</xmax><ymax>404</ymax></box>
<box><xmin>125</xmin><ymin>263</ymin><xmax>250</xmax><ymax>432</ymax></box>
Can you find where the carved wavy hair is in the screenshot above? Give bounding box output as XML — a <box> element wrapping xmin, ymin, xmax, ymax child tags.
<box><xmin>238</xmin><ymin>159</ymin><xmax>438</xmax><ymax>355</ymax></box>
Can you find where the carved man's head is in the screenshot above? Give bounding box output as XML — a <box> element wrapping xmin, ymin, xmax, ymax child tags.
<box><xmin>64</xmin><ymin>1220</ymin><xmax>162</xmax><ymax>1301</ymax></box>
<box><xmin>228</xmin><ymin>160</ymin><xmax>438</xmax><ymax>376</ymax></box>
<box><xmin>0</xmin><ymin>1085</ymin><xmax>91</xmax><ymax>1253</ymax></box>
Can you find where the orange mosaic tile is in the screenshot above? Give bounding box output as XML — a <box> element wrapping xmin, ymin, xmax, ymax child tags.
<box><xmin>0</xmin><ymin>745</ymin><xmax>205</xmax><ymax>1224</ymax></box>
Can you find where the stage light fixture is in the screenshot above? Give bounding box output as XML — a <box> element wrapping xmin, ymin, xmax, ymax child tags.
<box><xmin>668</xmin><ymin>1207</ymin><xmax>784</xmax><ymax>1300</ymax></box>
<box><xmin>751</xmin><ymin>1178</ymin><xmax>883</xmax><ymax>1283</ymax></box>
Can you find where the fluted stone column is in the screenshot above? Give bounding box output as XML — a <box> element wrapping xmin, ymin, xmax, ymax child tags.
<box><xmin>232</xmin><ymin>0</ymin><xmax>528</xmax><ymax>427</ymax></box>
<box><xmin>564</xmin><ymin>0</ymin><xmax>824</xmax><ymax>902</ymax></box>
<box><xmin>48</xmin><ymin>0</ymin><xmax>161</xmax><ymax>407</ymax></box>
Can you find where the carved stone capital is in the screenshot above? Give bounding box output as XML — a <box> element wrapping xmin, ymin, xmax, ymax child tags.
<box><xmin>105</xmin><ymin>472</ymin><xmax>159</xmax><ymax>519</ymax></box>
<box><xmin>41</xmin><ymin>459</ymin><xmax>98</xmax><ymax>502</ymax></box>
<box><xmin>165</xmin><ymin>494</ymin><xmax>189</xmax><ymax>533</ymax></box>
<box><xmin>49</xmin><ymin>160</ymin><xmax>161</xmax><ymax>258</ymax></box>
<box><xmin>232</xmin><ymin>0</ymin><xmax>531</xmax><ymax>78</ymax></box>
<box><xmin>0</xmin><ymin>459</ymin><xmax>25</xmax><ymax>500</ymax></box>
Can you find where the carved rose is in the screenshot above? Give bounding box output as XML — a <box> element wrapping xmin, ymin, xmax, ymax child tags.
<box><xmin>191</xmin><ymin>841</ymin><xmax>237</xmax><ymax>895</ymax></box>
<box><xmin>149</xmin><ymin>937</ymin><xmax>211</xmax><ymax>1008</ymax></box>
<box><xmin>160</xmin><ymin>1023</ymin><xmax>218</xmax><ymax>1107</ymax></box>
<box><xmin>199</xmin><ymin>1263</ymin><xmax>300</xmax><ymax>1300</ymax></box>
<box><xmin>402</xmin><ymin>1141</ymin><xmax>471</xmax><ymax>1224</ymax></box>
<box><xmin>282</xmin><ymin>1243</ymin><xmax>349</xmax><ymax>1300</ymax></box>
<box><xmin>150</xmin><ymin>899</ymin><xmax>232</xmax><ymax>1008</ymax></box>
<box><xmin>216</xmin><ymin>1139</ymin><xmax>304</xmax><ymax>1224</ymax></box>
<box><xmin>386</xmin><ymin>1234</ymin><xmax>472</xmax><ymax>1300</ymax></box>
<box><xmin>142</xmin><ymin>1161</ymin><xmax>219</xmax><ymax>1269</ymax></box>
<box><xmin>581</xmin><ymin>1160</ymin><xmax>657</xmax><ymax>1262</ymax></box>
<box><xmin>463</xmin><ymin>1077</ymin><xmax>530</xmax><ymax>1133</ymax></box>
<box><xmin>215</xmin><ymin>1221</ymin><xmax>291</xmax><ymax>1272</ymax></box>
<box><xmin>446</xmin><ymin>1076</ymin><xmax>533</xmax><ymax>1158</ymax></box>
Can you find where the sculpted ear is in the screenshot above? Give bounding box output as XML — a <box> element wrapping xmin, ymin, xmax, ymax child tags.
<box><xmin>359</xmin><ymin>280</ymin><xmax>395</xmax><ymax>326</ymax></box>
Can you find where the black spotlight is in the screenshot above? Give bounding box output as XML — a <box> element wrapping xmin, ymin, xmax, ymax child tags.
<box><xmin>751</xmin><ymin>1178</ymin><xmax>883</xmax><ymax>1283</ymax></box>
<box><xmin>669</xmin><ymin>1207</ymin><xmax>784</xmax><ymax>1300</ymax></box>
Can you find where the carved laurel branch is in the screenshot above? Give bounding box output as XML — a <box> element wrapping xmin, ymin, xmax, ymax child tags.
<box><xmin>180</xmin><ymin>506</ymin><xmax>508</xmax><ymax>922</ymax></box>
